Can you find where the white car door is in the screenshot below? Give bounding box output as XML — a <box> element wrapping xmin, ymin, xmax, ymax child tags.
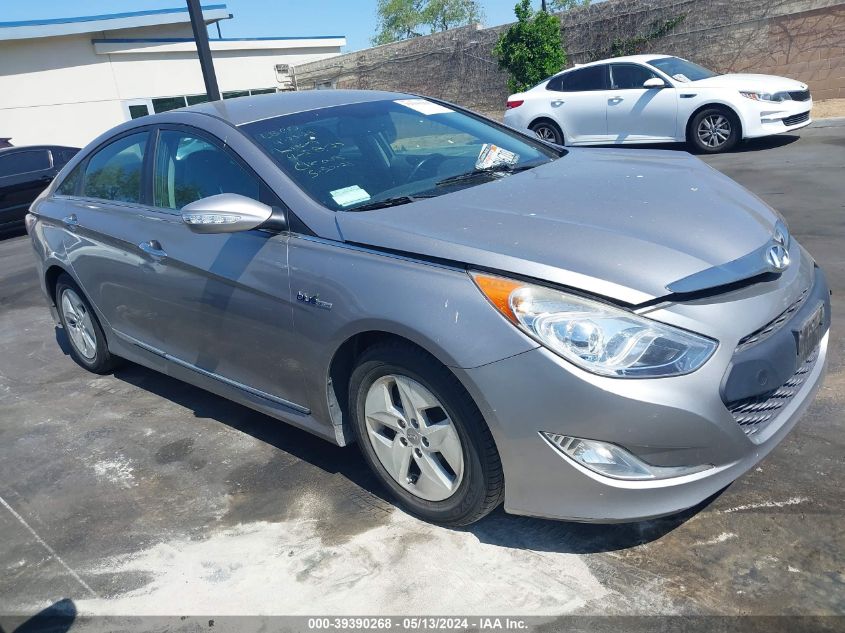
<box><xmin>546</xmin><ymin>65</ymin><xmax>611</xmax><ymax>144</ymax></box>
<box><xmin>606</xmin><ymin>63</ymin><xmax>678</xmax><ymax>143</ymax></box>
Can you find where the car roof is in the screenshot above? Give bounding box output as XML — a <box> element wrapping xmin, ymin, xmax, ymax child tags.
<box><xmin>184</xmin><ymin>89</ymin><xmax>418</xmax><ymax>126</ymax></box>
<box><xmin>0</xmin><ymin>145</ymin><xmax>79</xmax><ymax>154</ymax></box>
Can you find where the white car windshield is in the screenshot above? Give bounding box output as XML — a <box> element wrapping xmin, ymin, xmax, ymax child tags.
<box><xmin>242</xmin><ymin>98</ymin><xmax>560</xmax><ymax>211</ymax></box>
<box><xmin>647</xmin><ymin>57</ymin><xmax>719</xmax><ymax>83</ymax></box>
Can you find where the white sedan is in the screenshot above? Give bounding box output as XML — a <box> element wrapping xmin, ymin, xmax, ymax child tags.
<box><xmin>503</xmin><ymin>54</ymin><xmax>813</xmax><ymax>153</ymax></box>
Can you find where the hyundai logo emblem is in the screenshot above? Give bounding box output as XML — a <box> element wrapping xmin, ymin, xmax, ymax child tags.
<box><xmin>766</xmin><ymin>244</ymin><xmax>791</xmax><ymax>272</ymax></box>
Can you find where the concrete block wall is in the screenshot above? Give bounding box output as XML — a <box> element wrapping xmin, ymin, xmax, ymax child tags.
<box><xmin>293</xmin><ymin>0</ymin><xmax>845</xmax><ymax>116</ymax></box>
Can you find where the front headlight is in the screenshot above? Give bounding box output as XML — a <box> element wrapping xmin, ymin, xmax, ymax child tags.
<box><xmin>739</xmin><ymin>90</ymin><xmax>784</xmax><ymax>102</ymax></box>
<box><xmin>471</xmin><ymin>273</ymin><xmax>717</xmax><ymax>378</ymax></box>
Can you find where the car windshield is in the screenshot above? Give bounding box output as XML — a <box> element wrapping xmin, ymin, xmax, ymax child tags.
<box><xmin>241</xmin><ymin>98</ymin><xmax>559</xmax><ymax>211</ymax></box>
<box><xmin>647</xmin><ymin>56</ymin><xmax>719</xmax><ymax>83</ymax></box>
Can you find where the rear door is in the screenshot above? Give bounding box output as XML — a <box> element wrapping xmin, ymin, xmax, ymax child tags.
<box><xmin>606</xmin><ymin>63</ymin><xmax>678</xmax><ymax>142</ymax></box>
<box><xmin>141</xmin><ymin>126</ymin><xmax>308</xmax><ymax>411</ymax></box>
<box><xmin>0</xmin><ymin>149</ymin><xmax>53</xmax><ymax>229</ymax></box>
<box><xmin>54</xmin><ymin>130</ymin><xmax>174</xmax><ymax>352</ymax></box>
<box><xmin>546</xmin><ymin>65</ymin><xmax>610</xmax><ymax>143</ymax></box>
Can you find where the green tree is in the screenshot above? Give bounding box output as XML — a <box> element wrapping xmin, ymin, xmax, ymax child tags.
<box><xmin>373</xmin><ymin>0</ymin><xmax>483</xmax><ymax>45</ymax></box>
<box><xmin>493</xmin><ymin>0</ymin><xmax>566</xmax><ymax>93</ymax></box>
<box><xmin>373</xmin><ymin>0</ymin><xmax>425</xmax><ymax>46</ymax></box>
<box><xmin>423</xmin><ymin>0</ymin><xmax>484</xmax><ymax>32</ymax></box>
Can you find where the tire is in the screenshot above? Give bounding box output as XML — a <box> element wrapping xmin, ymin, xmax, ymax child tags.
<box><xmin>55</xmin><ymin>274</ymin><xmax>121</xmax><ymax>374</ymax></box>
<box><xmin>530</xmin><ymin>120</ymin><xmax>564</xmax><ymax>145</ymax></box>
<box><xmin>688</xmin><ymin>107</ymin><xmax>740</xmax><ymax>153</ymax></box>
<box><xmin>349</xmin><ymin>341</ymin><xmax>504</xmax><ymax>526</ymax></box>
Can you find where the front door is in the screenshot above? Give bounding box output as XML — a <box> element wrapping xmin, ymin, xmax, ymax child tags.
<box><xmin>606</xmin><ymin>63</ymin><xmax>678</xmax><ymax>142</ymax></box>
<box><xmin>142</xmin><ymin>127</ymin><xmax>308</xmax><ymax>410</ymax></box>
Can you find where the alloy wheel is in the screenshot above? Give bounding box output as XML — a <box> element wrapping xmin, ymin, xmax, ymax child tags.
<box><xmin>61</xmin><ymin>288</ymin><xmax>97</xmax><ymax>360</ymax></box>
<box><xmin>363</xmin><ymin>374</ymin><xmax>464</xmax><ymax>502</ymax></box>
<box><xmin>697</xmin><ymin>114</ymin><xmax>731</xmax><ymax>149</ymax></box>
<box><xmin>533</xmin><ymin>124</ymin><xmax>558</xmax><ymax>142</ymax></box>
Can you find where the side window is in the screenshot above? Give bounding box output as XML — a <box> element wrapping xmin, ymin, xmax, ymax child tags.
<box><xmin>153</xmin><ymin>130</ymin><xmax>260</xmax><ymax>210</ymax></box>
<box><xmin>610</xmin><ymin>64</ymin><xmax>659</xmax><ymax>90</ymax></box>
<box><xmin>53</xmin><ymin>148</ymin><xmax>79</xmax><ymax>166</ymax></box>
<box><xmin>82</xmin><ymin>133</ymin><xmax>148</xmax><ymax>203</ymax></box>
<box><xmin>0</xmin><ymin>150</ymin><xmax>51</xmax><ymax>176</ymax></box>
<box><xmin>546</xmin><ymin>75</ymin><xmax>565</xmax><ymax>92</ymax></box>
<box><xmin>560</xmin><ymin>65</ymin><xmax>608</xmax><ymax>92</ymax></box>
<box><xmin>56</xmin><ymin>165</ymin><xmax>83</xmax><ymax>196</ymax></box>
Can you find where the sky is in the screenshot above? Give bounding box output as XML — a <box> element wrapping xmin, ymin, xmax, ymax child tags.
<box><xmin>1</xmin><ymin>1</ymin><xmax>535</xmax><ymax>52</ymax></box>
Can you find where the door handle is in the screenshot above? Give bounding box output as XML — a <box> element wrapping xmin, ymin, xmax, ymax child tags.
<box><xmin>609</xmin><ymin>96</ymin><xmax>624</xmax><ymax>103</ymax></box>
<box><xmin>63</xmin><ymin>214</ymin><xmax>78</xmax><ymax>230</ymax></box>
<box><xmin>551</xmin><ymin>100</ymin><xmax>564</xmax><ymax>107</ymax></box>
<box><xmin>138</xmin><ymin>240</ymin><xmax>167</xmax><ymax>259</ymax></box>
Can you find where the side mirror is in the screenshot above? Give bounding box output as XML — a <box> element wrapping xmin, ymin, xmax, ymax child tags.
<box><xmin>643</xmin><ymin>78</ymin><xmax>666</xmax><ymax>89</ymax></box>
<box><xmin>181</xmin><ymin>193</ymin><xmax>277</xmax><ymax>234</ymax></box>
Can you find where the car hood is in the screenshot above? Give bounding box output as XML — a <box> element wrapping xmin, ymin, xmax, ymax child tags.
<box><xmin>688</xmin><ymin>73</ymin><xmax>808</xmax><ymax>92</ymax></box>
<box><xmin>335</xmin><ymin>148</ymin><xmax>781</xmax><ymax>305</ymax></box>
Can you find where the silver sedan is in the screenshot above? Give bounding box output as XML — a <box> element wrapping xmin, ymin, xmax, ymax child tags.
<box><xmin>26</xmin><ymin>90</ymin><xmax>830</xmax><ymax>525</ymax></box>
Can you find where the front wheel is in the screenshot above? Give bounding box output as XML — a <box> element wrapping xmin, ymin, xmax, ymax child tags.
<box><xmin>349</xmin><ymin>342</ymin><xmax>504</xmax><ymax>526</ymax></box>
<box><xmin>689</xmin><ymin>107</ymin><xmax>740</xmax><ymax>153</ymax></box>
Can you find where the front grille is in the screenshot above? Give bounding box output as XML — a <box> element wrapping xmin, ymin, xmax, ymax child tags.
<box><xmin>783</xmin><ymin>111</ymin><xmax>810</xmax><ymax>126</ymax></box>
<box><xmin>735</xmin><ymin>288</ymin><xmax>809</xmax><ymax>353</ymax></box>
<box><xmin>788</xmin><ymin>89</ymin><xmax>811</xmax><ymax>102</ymax></box>
<box><xmin>727</xmin><ymin>349</ymin><xmax>818</xmax><ymax>437</ymax></box>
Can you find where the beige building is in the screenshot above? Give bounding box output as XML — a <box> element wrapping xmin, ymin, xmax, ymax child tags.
<box><xmin>0</xmin><ymin>4</ymin><xmax>345</xmax><ymax>147</ymax></box>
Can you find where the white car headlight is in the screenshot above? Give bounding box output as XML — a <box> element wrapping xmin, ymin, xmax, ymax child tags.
<box><xmin>472</xmin><ymin>273</ymin><xmax>717</xmax><ymax>378</ymax></box>
<box><xmin>739</xmin><ymin>91</ymin><xmax>784</xmax><ymax>102</ymax></box>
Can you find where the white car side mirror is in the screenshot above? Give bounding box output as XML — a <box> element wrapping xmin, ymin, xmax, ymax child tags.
<box><xmin>643</xmin><ymin>78</ymin><xmax>667</xmax><ymax>89</ymax></box>
<box><xmin>181</xmin><ymin>193</ymin><xmax>275</xmax><ymax>234</ymax></box>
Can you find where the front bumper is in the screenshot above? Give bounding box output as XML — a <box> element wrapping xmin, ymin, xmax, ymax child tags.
<box><xmin>738</xmin><ymin>96</ymin><xmax>813</xmax><ymax>139</ymax></box>
<box><xmin>455</xmin><ymin>260</ymin><xmax>830</xmax><ymax>522</ymax></box>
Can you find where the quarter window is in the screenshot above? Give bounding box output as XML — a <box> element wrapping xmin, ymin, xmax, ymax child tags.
<box><xmin>610</xmin><ymin>64</ymin><xmax>660</xmax><ymax>90</ymax></box>
<box><xmin>556</xmin><ymin>65</ymin><xmax>608</xmax><ymax>92</ymax></box>
<box><xmin>82</xmin><ymin>133</ymin><xmax>148</xmax><ymax>203</ymax></box>
<box><xmin>153</xmin><ymin>131</ymin><xmax>260</xmax><ymax>210</ymax></box>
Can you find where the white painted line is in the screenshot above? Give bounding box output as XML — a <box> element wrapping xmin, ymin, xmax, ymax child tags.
<box><xmin>0</xmin><ymin>493</ymin><xmax>99</xmax><ymax>599</ymax></box>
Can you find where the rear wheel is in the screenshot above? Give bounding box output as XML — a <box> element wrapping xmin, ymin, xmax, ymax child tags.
<box><xmin>55</xmin><ymin>274</ymin><xmax>120</xmax><ymax>374</ymax></box>
<box><xmin>530</xmin><ymin>120</ymin><xmax>564</xmax><ymax>145</ymax></box>
<box><xmin>689</xmin><ymin>107</ymin><xmax>740</xmax><ymax>153</ymax></box>
<box><xmin>349</xmin><ymin>342</ymin><xmax>503</xmax><ymax>526</ymax></box>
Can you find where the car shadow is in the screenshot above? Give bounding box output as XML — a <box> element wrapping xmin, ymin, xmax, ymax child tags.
<box><xmin>0</xmin><ymin>598</ymin><xmax>76</xmax><ymax>633</ymax></box>
<box><xmin>0</xmin><ymin>227</ymin><xmax>27</xmax><ymax>241</ymax></box>
<box><xmin>462</xmin><ymin>492</ymin><xmax>721</xmax><ymax>555</ymax></box>
<box><xmin>102</xmin><ymin>353</ymin><xmax>716</xmax><ymax>554</ymax></box>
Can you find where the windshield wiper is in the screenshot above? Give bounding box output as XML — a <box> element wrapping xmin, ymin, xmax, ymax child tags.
<box><xmin>347</xmin><ymin>194</ymin><xmax>434</xmax><ymax>212</ymax></box>
<box><xmin>435</xmin><ymin>163</ymin><xmax>539</xmax><ymax>188</ymax></box>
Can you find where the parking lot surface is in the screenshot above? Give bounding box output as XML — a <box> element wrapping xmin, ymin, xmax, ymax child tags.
<box><xmin>1</xmin><ymin>124</ymin><xmax>843</xmax><ymax>621</ymax></box>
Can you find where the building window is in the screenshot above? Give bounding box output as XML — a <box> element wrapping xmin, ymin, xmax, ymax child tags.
<box><xmin>128</xmin><ymin>104</ymin><xmax>150</xmax><ymax>119</ymax></box>
<box><xmin>315</xmin><ymin>80</ymin><xmax>335</xmax><ymax>90</ymax></box>
<box><xmin>152</xmin><ymin>96</ymin><xmax>188</xmax><ymax>113</ymax></box>
<box><xmin>250</xmin><ymin>88</ymin><xmax>276</xmax><ymax>95</ymax></box>
<box><xmin>222</xmin><ymin>90</ymin><xmax>250</xmax><ymax>100</ymax></box>
<box><xmin>186</xmin><ymin>94</ymin><xmax>209</xmax><ymax>106</ymax></box>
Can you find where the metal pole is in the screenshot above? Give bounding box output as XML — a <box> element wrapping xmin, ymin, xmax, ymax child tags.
<box><xmin>541</xmin><ymin>0</ymin><xmax>548</xmax><ymax>11</ymax></box>
<box><xmin>186</xmin><ymin>0</ymin><xmax>221</xmax><ymax>101</ymax></box>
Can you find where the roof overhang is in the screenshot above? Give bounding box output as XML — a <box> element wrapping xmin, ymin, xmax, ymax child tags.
<box><xmin>92</xmin><ymin>36</ymin><xmax>346</xmax><ymax>55</ymax></box>
<box><xmin>0</xmin><ymin>5</ymin><xmax>231</xmax><ymax>42</ymax></box>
